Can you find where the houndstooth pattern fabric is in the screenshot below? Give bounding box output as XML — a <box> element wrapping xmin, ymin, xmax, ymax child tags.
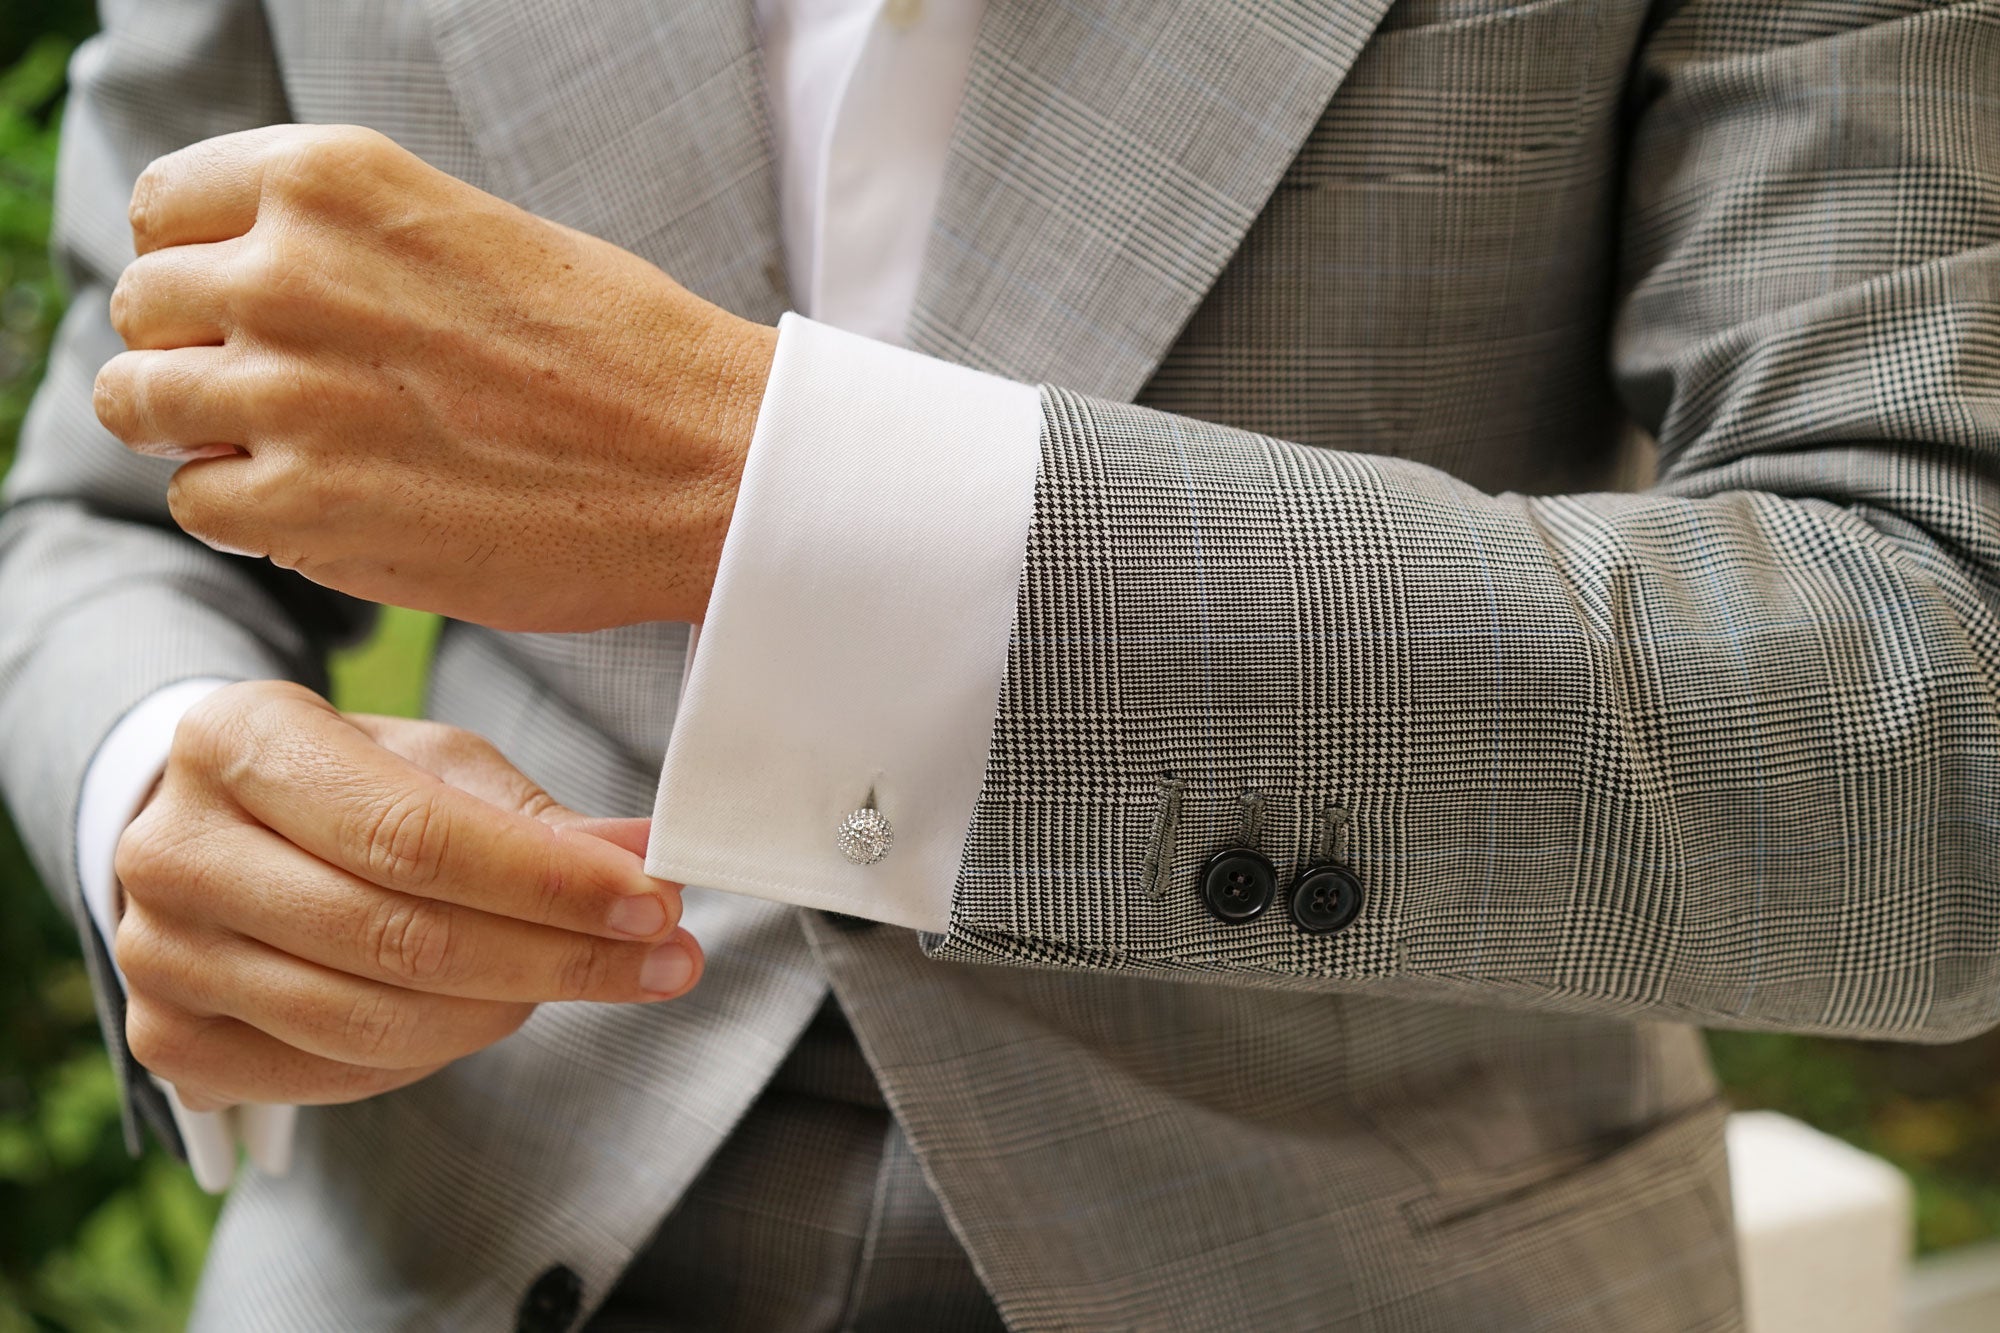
<box><xmin>923</xmin><ymin>0</ymin><xmax>2000</xmax><ymax>1043</ymax></box>
<box><xmin>584</xmin><ymin>998</ymin><xmax>1006</xmax><ymax>1332</ymax></box>
<box><xmin>1</xmin><ymin>0</ymin><xmax>1994</xmax><ymax>1328</ymax></box>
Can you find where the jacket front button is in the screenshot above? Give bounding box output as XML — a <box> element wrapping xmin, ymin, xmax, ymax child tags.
<box><xmin>516</xmin><ymin>1264</ymin><xmax>583</xmax><ymax>1333</ymax></box>
<box><xmin>1290</xmin><ymin>863</ymin><xmax>1364</xmax><ymax>934</ymax></box>
<box><xmin>1200</xmin><ymin>847</ymin><xmax>1276</xmax><ymax>923</ymax></box>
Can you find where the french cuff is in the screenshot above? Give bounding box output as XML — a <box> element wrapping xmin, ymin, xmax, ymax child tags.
<box><xmin>77</xmin><ymin>676</ymin><xmax>293</xmax><ymax>1192</ymax></box>
<box><xmin>647</xmin><ymin>314</ymin><xmax>1043</xmax><ymax>934</ymax></box>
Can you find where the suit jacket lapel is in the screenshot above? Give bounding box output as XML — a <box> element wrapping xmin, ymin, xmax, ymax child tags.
<box><xmin>908</xmin><ymin>0</ymin><xmax>1398</xmax><ymax>401</ymax></box>
<box><xmin>421</xmin><ymin>0</ymin><xmax>1392</xmax><ymax>392</ymax></box>
<box><xmin>419</xmin><ymin>0</ymin><xmax>788</xmax><ymax>323</ymax></box>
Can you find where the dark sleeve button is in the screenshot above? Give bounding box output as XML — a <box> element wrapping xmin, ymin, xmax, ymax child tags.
<box><xmin>1290</xmin><ymin>863</ymin><xmax>1364</xmax><ymax>934</ymax></box>
<box><xmin>516</xmin><ymin>1264</ymin><xmax>583</xmax><ymax>1333</ymax></box>
<box><xmin>1200</xmin><ymin>847</ymin><xmax>1277</xmax><ymax>922</ymax></box>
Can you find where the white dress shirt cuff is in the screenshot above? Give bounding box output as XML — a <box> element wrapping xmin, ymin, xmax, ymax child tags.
<box><xmin>77</xmin><ymin>676</ymin><xmax>292</xmax><ymax>1192</ymax></box>
<box><xmin>78</xmin><ymin>678</ymin><xmax>231</xmax><ymax>985</ymax></box>
<box><xmin>647</xmin><ymin>314</ymin><xmax>1043</xmax><ymax>933</ymax></box>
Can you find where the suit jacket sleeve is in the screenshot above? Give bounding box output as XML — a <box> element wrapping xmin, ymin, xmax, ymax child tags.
<box><xmin>0</xmin><ymin>0</ymin><xmax>371</xmax><ymax>1156</ymax></box>
<box><xmin>926</xmin><ymin>0</ymin><xmax>2000</xmax><ymax>1042</ymax></box>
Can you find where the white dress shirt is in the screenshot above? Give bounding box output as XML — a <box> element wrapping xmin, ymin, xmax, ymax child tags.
<box><xmin>80</xmin><ymin>0</ymin><xmax>1043</xmax><ymax>1189</ymax></box>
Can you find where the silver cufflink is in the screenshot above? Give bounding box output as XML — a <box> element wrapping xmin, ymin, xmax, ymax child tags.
<box><xmin>837</xmin><ymin>792</ymin><xmax>894</xmax><ymax>866</ymax></box>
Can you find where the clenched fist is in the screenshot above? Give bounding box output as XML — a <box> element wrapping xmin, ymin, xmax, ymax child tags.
<box><xmin>113</xmin><ymin>680</ymin><xmax>701</xmax><ymax>1111</ymax></box>
<box><xmin>93</xmin><ymin>124</ymin><xmax>778</xmax><ymax>632</ymax></box>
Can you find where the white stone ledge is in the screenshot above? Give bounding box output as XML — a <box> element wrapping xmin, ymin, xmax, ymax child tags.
<box><xmin>1729</xmin><ymin>1110</ymin><xmax>1913</xmax><ymax>1333</ymax></box>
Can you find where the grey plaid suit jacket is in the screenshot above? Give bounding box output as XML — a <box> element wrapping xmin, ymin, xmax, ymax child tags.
<box><xmin>3</xmin><ymin>0</ymin><xmax>1996</xmax><ymax>1327</ymax></box>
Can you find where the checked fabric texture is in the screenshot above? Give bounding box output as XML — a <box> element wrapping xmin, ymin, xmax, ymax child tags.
<box><xmin>931</xmin><ymin>0</ymin><xmax>2000</xmax><ymax>1044</ymax></box>
<box><xmin>0</xmin><ymin>0</ymin><xmax>1994</xmax><ymax>1329</ymax></box>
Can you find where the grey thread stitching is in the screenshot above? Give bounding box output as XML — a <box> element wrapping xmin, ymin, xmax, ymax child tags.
<box><xmin>1143</xmin><ymin>778</ymin><xmax>1186</xmax><ymax>901</ymax></box>
<box><xmin>1236</xmin><ymin>789</ymin><xmax>1266</xmax><ymax>848</ymax></box>
<box><xmin>1317</xmin><ymin>804</ymin><xmax>1350</xmax><ymax>864</ymax></box>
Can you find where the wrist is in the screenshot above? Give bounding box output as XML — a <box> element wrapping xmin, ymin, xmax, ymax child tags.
<box><xmin>645</xmin><ymin>304</ymin><xmax>777</xmax><ymax>624</ymax></box>
<box><xmin>688</xmin><ymin>312</ymin><xmax>776</xmax><ymax>621</ymax></box>
<box><xmin>693</xmin><ymin>311</ymin><xmax>778</xmax><ymax>505</ymax></box>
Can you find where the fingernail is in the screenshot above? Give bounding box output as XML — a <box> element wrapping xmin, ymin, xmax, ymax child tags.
<box><xmin>640</xmin><ymin>942</ymin><xmax>695</xmax><ymax>995</ymax></box>
<box><xmin>607</xmin><ymin>893</ymin><xmax>668</xmax><ymax>937</ymax></box>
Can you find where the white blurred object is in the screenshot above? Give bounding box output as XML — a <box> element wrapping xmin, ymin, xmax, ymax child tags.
<box><xmin>1728</xmin><ymin>1110</ymin><xmax>1913</xmax><ymax>1333</ymax></box>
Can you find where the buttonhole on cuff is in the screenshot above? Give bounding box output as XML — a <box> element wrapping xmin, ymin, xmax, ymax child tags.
<box><xmin>1142</xmin><ymin>777</ymin><xmax>1185</xmax><ymax>901</ymax></box>
<box><xmin>1315</xmin><ymin>804</ymin><xmax>1351</xmax><ymax>865</ymax></box>
<box><xmin>1235</xmin><ymin>788</ymin><xmax>1266</xmax><ymax>849</ymax></box>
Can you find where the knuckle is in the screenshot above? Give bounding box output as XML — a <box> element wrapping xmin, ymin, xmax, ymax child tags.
<box><xmin>555</xmin><ymin>939</ymin><xmax>613</xmax><ymax>1001</ymax></box>
<box><xmin>528</xmin><ymin>834</ymin><xmax>571</xmax><ymax>923</ymax></box>
<box><xmin>179</xmin><ymin>684</ymin><xmax>326</xmax><ymax>802</ymax></box>
<box><xmin>267</xmin><ymin>126</ymin><xmax>391</xmax><ymax>206</ymax></box>
<box><xmin>437</xmin><ymin>724</ymin><xmax>498</xmax><ymax>765</ymax></box>
<box><xmin>93</xmin><ymin>353</ymin><xmax>142</xmax><ymax>440</ymax></box>
<box><xmin>361</xmin><ymin>790</ymin><xmax>450</xmax><ymax>888</ymax></box>
<box><xmin>128</xmin><ymin>162</ymin><xmax>166</xmax><ymax>248</ymax></box>
<box><xmin>115</xmin><ymin>817</ymin><xmax>205</xmax><ymax>917</ymax></box>
<box><xmin>330</xmin><ymin>123</ymin><xmax>395</xmax><ymax>158</ymax></box>
<box><xmin>176</xmin><ymin>686</ymin><xmax>256</xmax><ymax>773</ymax></box>
<box><xmin>125</xmin><ymin>1000</ymin><xmax>193</xmax><ymax>1078</ymax></box>
<box><xmin>163</xmin><ymin>468</ymin><xmax>213</xmax><ymax>537</ymax></box>
<box><xmin>262</xmin><ymin>137</ymin><xmax>326</xmax><ymax>201</ymax></box>
<box><xmin>515</xmin><ymin>783</ymin><xmax>561</xmax><ymax>823</ymax></box>
<box><xmin>380</xmin><ymin>718</ymin><xmax>459</xmax><ymax>768</ymax></box>
<box><xmin>240</xmin><ymin>232</ymin><xmax>326</xmax><ymax>311</ymax></box>
<box><xmin>232</xmin><ymin>677</ymin><xmax>316</xmax><ymax>721</ymax></box>
<box><xmin>112</xmin><ymin>814</ymin><xmax>164</xmax><ymax>894</ymax></box>
<box><xmin>338</xmin><ymin>988</ymin><xmax>418</xmax><ymax>1065</ymax></box>
<box><xmin>106</xmin><ymin>271</ymin><xmax>139</xmax><ymax>341</ymax></box>
<box><xmin>92</xmin><ymin>365</ymin><xmax>126</xmax><ymax>436</ymax></box>
<box><xmin>366</xmin><ymin>896</ymin><xmax>457</xmax><ymax>986</ymax></box>
<box><xmin>316</xmin><ymin>124</ymin><xmax>395</xmax><ymax>169</ymax></box>
<box><xmin>111</xmin><ymin>908</ymin><xmax>159</xmax><ymax>985</ymax></box>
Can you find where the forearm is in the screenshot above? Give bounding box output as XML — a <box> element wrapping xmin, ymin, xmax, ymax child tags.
<box><xmin>921</xmin><ymin>386</ymin><xmax>2000</xmax><ymax>1040</ymax></box>
<box><xmin>650</xmin><ymin>0</ymin><xmax>1999</xmax><ymax>1040</ymax></box>
<box><xmin>643</xmin><ymin>301</ymin><xmax>1996</xmax><ymax>1039</ymax></box>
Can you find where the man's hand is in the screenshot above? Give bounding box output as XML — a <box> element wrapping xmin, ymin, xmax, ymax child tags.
<box><xmin>112</xmin><ymin>681</ymin><xmax>700</xmax><ymax>1111</ymax></box>
<box><xmin>92</xmin><ymin>124</ymin><xmax>778</xmax><ymax>632</ymax></box>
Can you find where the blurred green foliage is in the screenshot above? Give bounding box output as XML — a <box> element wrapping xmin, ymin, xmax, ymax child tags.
<box><xmin>0</xmin><ymin>6</ymin><xmax>1996</xmax><ymax>1332</ymax></box>
<box><xmin>0</xmin><ymin>15</ymin><xmax>436</xmax><ymax>1327</ymax></box>
<box><xmin>1712</xmin><ymin>1028</ymin><xmax>2000</xmax><ymax>1254</ymax></box>
<box><xmin>0</xmin><ymin>41</ymin><xmax>72</xmax><ymax>453</ymax></box>
<box><xmin>0</xmin><ymin>14</ymin><xmax>223</xmax><ymax>1331</ymax></box>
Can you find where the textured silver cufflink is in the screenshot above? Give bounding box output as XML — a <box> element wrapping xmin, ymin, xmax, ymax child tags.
<box><xmin>837</xmin><ymin>793</ymin><xmax>894</xmax><ymax>866</ymax></box>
